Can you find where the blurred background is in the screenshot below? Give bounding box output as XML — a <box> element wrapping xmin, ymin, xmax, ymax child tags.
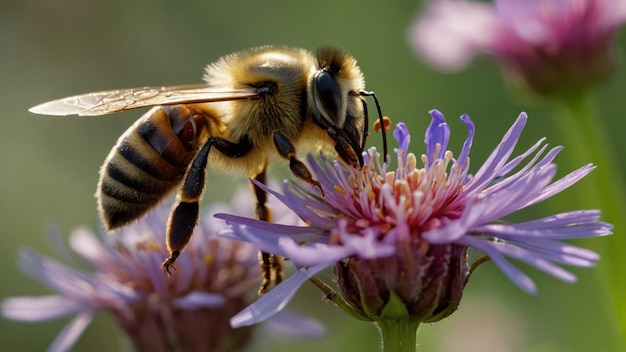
<box><xmin>1</xmin><ymin>1</ymin><xmax>624</xmax><ymax>351</ymax></box>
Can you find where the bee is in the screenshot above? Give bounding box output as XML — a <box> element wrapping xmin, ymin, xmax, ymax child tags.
<box><xmin>29</xmin><ymin>45</ymin><xmax>388</xmax><ymax>294</ymax></box>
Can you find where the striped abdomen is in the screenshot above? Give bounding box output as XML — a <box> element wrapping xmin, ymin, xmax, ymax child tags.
<box><xmin>97</xmin><ymin>104</ymin><xmax>215</xmax><ymax>230</ymax></box>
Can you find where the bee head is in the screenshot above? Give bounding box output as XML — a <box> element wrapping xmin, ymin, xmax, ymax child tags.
<box><xmin>310</xmin><ymin>47</ymin><xmax>366</xmax><ymax>166</ymax></box>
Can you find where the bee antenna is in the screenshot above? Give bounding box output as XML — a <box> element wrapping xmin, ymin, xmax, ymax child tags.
<box><xmin>358</xmin><ymin>90</ymin><xmax>388</xmax><ymax>161</ymax></box>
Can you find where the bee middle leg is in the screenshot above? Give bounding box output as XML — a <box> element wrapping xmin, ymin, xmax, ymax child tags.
<box><xmin>252</xmin><ymin>168</ymin><xmax>284</xmax><ymax>295</ymax></box>
<box><xmin>161</xmin><ymin>135</ymin><xmax>252</xmax><ymax>275</ymax></box>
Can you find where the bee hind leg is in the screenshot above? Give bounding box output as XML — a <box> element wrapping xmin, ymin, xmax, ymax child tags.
<box><xmin>161</xmin><ymin>135</ymin><xmax>253</xmax><ymax>275</ymax></box>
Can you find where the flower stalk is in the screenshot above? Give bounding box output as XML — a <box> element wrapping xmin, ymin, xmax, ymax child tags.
<box><xmin>377</xmin><ymin>317</ymin><xmax>420</xmax><ymax>352</ymax></box>
<box><xmin>553</xmin><ymin>94</ymin><xmax>626</xmax><ymax>347</ymax></box>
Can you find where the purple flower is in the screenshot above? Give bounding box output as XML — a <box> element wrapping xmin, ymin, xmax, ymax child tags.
<box><xmin>217</xmin><ymin>110</ymin><xmax>611</xmax><ymax>327</ymax></box>
<box><xmin>409</xmin><ymin>0</ymin><xmax>626</xmax><ymax>96</ymax></box>
<box><xmin>2</xmin><ymin>187</ymin><xmax>321</xmax><ymax>352</ymax></box>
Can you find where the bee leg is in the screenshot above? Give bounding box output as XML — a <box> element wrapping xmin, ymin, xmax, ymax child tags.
<box><xmin>161</xmin><ymin>135</ymin><xmax>253</xmax><ymax>276</ymax></box>
<box><xmin>326</xmin><ymin>126</ymin><xmax>362</xmax><ymax>168</ymax></box>
<box><xmin>273</xmin><ymin>131</ymin><xmax>323</xmax><ymax>195</ymax></box>
<box><xmin>252</xmin><ymin>168</ymin><xmax>284</xmax><ymax>295</ymax></box>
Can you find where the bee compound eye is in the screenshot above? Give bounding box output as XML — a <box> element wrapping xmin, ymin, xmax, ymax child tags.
<box><xmin>314</xmin><ymin>71</ymin><xmax>342</xmax><ymax>127</ymax></box>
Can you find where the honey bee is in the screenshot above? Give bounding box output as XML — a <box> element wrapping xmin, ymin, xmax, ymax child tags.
<box><xmin>29</xmin><ymin>46</ymin><xmax>388</xmax><ymax>294</ymax></box>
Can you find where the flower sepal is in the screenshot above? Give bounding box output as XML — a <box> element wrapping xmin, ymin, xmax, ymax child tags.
<box><xmin>378</xmin><ymin>290</ymin><xmax>410</xmax><ymax>320</ymax></box>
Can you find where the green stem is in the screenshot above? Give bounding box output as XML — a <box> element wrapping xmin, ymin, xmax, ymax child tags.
<box><xmin>552</xmin><ymin>94</ymin><xmax>626</xmax><ymax>349</ymax></box>
<box><xmin>376</xmin><ymin>319</ymin><xmax>420</xmax><ymax>352</ymax></box>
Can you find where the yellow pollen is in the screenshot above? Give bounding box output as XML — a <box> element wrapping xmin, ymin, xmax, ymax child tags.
<box><xmin>204</xmin><ymin>253</ymin><xmax>215</xmax><ymax>265</ymax></box>
<box><xmin>333</xmin><ymin>185</ymin><xmax>346</xmax><ymax>194</ymax></box>
<box><xmin>141</xmin><ymin>240</ymin><xmax>161</xmax><ymax>252</ymax></box>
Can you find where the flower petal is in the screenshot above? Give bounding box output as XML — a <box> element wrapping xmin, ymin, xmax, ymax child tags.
<box><xmin>424</xmin><ymin>109</ymin><xmax>450</xmax><ymax>165</ymax></box>
<box><xmin>230</xmin><ymin>264</ymin><xmax>328</xmax><ymax>327</ymax></box>
<box><xmin>465</xmin><ymin>112</ymin><xmax>528</xmax><ymax>194</ymax></box>
<box><xmin>217</xmin><ymin>215</ymin><xmax>325</xmax><ymax>250</ymax></box>
<box><xmin>409</xmin><ymin>0</ymin><xmax>500</xmax><ymax>71</ymax></box>
<box><xmin>512</xmin><ymin>210</ymin><xmax>606</xmax><ymax>229</ymax></box>
<box><xmin>475</xmin><ymin>220</ymin><xmax>612</xmax><ymax>240</ymax></box>
<box><xmin>524</xmin><ymin>164</ymin><xmax>595</xmax><ymax>207</ymax></box>
<box><xmin>1</xmin><ymin>295</ymin><xmax>84</xmax><ymax>322</ymax></box>
<box><xmin>393</xmin><ymin>122</ymin><xmax>411</xmax><ymax>154</ymax></box>
<box><xmin>48</xmin><ymin>311</ymin><xmax>94</xmax><ymax>352</ymax></box>
<box><xmin>173</xmin><ymin>291</ymin><xmax>226</xmax><ymax>309</ymax></box>
<box><xmin>340</xmin><ymin>230</ymin><xmax>396</xmax><ymax>259</ymax></box>
<box><xmin>69</xmin><ymin>227</ymin><xmax>114</xmax><ymax>271</ymax></box>
<box><xmin>458</xmin><ymin>236</ymin><xmax>538</xmax><ymax>294</ymax></box>
<box><xmin>457</xmin><ymin>114</ymin><xmax>475</xmax><ymax>166</ymax></box>
<box><xmin>264</xmin><ymin>311</ymin><xmax>326</xmax><ymax>339</ymax></box>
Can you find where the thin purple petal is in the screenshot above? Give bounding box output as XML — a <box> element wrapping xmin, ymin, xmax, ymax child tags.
<box><xmin>475</xmin><ymin>221</ymin><xmax>612</xmax><ymax>240</ymax></box>
<box><xmin>393</xmin><ymin>123</ymin><xmax>411</xmax><ymax>154</ymax></box>
<box><xmin>425</xmin><ymin>109</ymin><xmax>450</xmax><ymax>165</ymax></box>
<box><xmin>279</xmin><ymin>238</ymin><xmax>359</xmax><ymax>268</ymax></box>
<box><xmin>524</xmin><ymin>164</ymin><xmax>596</xmax><ymax>207</ymax></box>
<box><xmin>173</xmin><ymin>291</ymin><xmax>226</xmax><ymax>309</ymax></box>
<box><xmin>502</xmin><ymin>238</ymin><xmax>600</xmax><ymax>266</ymax></box>
<box><xmin>230</xmin><ymin>264</ymin><xmax>328</xmax><ymax>328</ymax></box>
<box><xmin>48</xmin><ymin>311</ymin><xmax>94</xmax><ymax>352</ymax></box>
<box><xmin>457</xmin><ymin>236</ymin><xmax>537</xmax><ymax>294</ymax></box>
<box><xmin>69</xmin><ymin>227</ymin><xmax>114</xmax><ymax>271</ymax></box>
<box><xmin>339</xmin><ymin>231</ymin><xmax>396</xmax><ymax>259</ymax></box>
<box><xmin>457</xmin><ymin>114</ymin><xmax>475</xmax><ymax>166</ymax></box>
<box><xmin>264</xmin><ymin>311</ymin><xmax>326</xmax><ymax>339</ymax></box>
<box><xmin>217</xmin><ymin>214</ymin><xmax>323</xmax><ymax>238</ymax></box>
<box><xmin>492</xmin><ymin>241</ymin><xmax>580</xmax><ymax>282</ymax></box>
<box><xmin>465</xmin><ymin>112</ymin><xmax>528</xmax><ymax>193</ymax></box>
<box><xmin>1</xmin><ymin>295</ymin><xmax>84</xmax><ymax>322</ymax></box>
<box><xmin>513</xmin><ymin>210</ymin><xmax>605</xmax><ymax>229</ymax></box>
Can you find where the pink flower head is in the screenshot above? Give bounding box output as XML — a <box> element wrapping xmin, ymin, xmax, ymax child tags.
<box><xmin>410</xmin><ymin>0</ymin><xmax>626</xmax><ymax>96</ymax></box>
<box><xmin>217</xmin><ymin>110</ymin><xmax>611</xmax><ymax>327</ymax></box>
<box><xmin>2</xmin><ymin>187</ymin><xmax>322</xmax><ymax>352</ymax></box>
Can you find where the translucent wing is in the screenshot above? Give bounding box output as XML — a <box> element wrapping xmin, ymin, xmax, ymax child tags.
<box><xmin>28</xmin><ymin>84</ymin><xmax>261</xmax><ymax>116</ymax></box>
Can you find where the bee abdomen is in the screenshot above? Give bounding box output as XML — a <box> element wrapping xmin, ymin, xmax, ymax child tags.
<box><xmin>98</xmin><ymin>106</ymin><xmax>205</xmax><ymax>231</ymax></box>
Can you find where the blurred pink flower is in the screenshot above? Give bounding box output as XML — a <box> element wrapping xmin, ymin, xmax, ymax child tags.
<box><xmin>2</xmin><ymin>186</ymin><xmax>322</xmax><ymax>352</ymax></box>
<box><xmin>410</xmin><ymin>0</ymin><xmax>626</xmax><ymax>96</ymax></box>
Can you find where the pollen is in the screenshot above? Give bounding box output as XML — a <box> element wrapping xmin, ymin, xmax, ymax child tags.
<box><xmin>373</xmin><ymin>116</ymin><xmax>392</xmax><ymax>133</ymax></box>
<box><xmin>334</xmin><ymin>185</ymin><xmax>346</xmax><ymax>194</ymax></box>
<box><xmin>137</xmin><ymin>240</ymin><xmax>162</xmax><ymax>252</ymax></box>
<box><xmin>203</xmin><ymin>253</ymin><xmax>216</xmax><ymax>265</ymax></box>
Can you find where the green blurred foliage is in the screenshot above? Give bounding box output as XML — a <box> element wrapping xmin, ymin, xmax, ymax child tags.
<box><xmin>1</xmin><ymin>0</ymin><xmax>624</xmax><ymax>351</ymax></box>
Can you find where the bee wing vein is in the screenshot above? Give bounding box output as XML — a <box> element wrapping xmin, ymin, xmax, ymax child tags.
<box><xmin>29</xmin><ymin>85</ymin><xmax>260</xmax><ymax>116</ymax></box>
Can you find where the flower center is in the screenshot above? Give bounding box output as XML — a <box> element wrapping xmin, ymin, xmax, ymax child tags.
<box><xmin>333</xmin><ymin>146</ymin><xmax>467</xmax><ymax>241</ymax></box>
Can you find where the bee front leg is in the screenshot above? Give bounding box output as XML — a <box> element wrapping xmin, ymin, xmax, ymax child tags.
<box><xmin>273</xmin><ymin>131</ymin><xmax>323</xmax><ymax>195</ymax></box>
<box><xmin>161</xmin><ymin>135</ymin><xmax>253</xmax><ymax>276</ymax></box>
<box><xmin>326</xmin><ymin>126</ymin><xmax>362</xmax><ymax>168</ymax></box>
